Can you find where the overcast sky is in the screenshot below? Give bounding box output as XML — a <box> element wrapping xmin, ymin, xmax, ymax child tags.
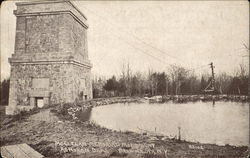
<box><xmin>1</xmin><ymin>0</ymin><xmax>249</xmax><ymax>81</ymax></box>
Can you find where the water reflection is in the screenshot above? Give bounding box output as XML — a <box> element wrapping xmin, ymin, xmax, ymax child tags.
<box><xmin>89</xmin><ymin>101</ymin><xmax>249</xmax><ymax>146</ymax></box>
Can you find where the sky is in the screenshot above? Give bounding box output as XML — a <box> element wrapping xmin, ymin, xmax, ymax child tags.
<box><xmin>1</xmin><ymin>0</ymin><xmax>249</xmax><ymax>81</ymax></box>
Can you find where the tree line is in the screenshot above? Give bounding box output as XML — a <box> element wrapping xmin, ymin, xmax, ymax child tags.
<box><xmin>93</xmin><ymin>63</ymin><xmax>248</xmax><ymax>98</ymax></box>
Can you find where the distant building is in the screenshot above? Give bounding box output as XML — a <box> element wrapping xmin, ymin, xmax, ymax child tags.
<box><xmin>6</xmin><ymin>0</ymin><xmax>92</xmax><ymax>115</ymax></box>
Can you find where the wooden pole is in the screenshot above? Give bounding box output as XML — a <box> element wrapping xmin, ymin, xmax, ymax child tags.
<box><xmin>209</xmin><ymin>62</ymin><xmax>215</xmax><ymax>94</ymax></box>
<box><xmin>178</xmin><ymin>126</ymin><xmax>181</xmax><ymax>141</ymax></box>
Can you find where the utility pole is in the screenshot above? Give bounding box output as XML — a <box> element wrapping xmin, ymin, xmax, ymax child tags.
<box><xmin>209</xmin><ymin>62</ymin><xmax>215</xmax><ymax>93</ymax></box>
<box><xmin>203</xmin><ymin>62</ymin><xmax>216</xmax><ymax>94</ymax></box>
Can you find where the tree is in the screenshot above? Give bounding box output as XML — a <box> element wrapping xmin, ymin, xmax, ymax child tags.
<box><xmin>119</xmin><ymin>61</ymin><xmax>132</xmax><ymax>96</ymax></box>
<box><xmin>229</xmin><ymin>77</ymin><xmax>241</xmax><ymax>94</ymax></box>
<box><xmin>92</xmin><ymin>77</ymin><xmax>107</xmax><ymax>98</ymax></box>
<box><xmin>0</xmin><ymin>78</ymin><xmax>10</xmax><ymax>105</ymax></box>
<box><xmin>228</xmin><ymin>64</ymin><xmax>249</xmax><ymax>95</ymax></box>
<box><xmin>200</xmin><ymin>76</ymin><xmax>207</xmax><ymax>93</ymax></box>
<box><xmin>103</xmin><ymin>76</ymin><xmax>118</xmax><ymax>95</ymax></box>
<box><xmin>215</xmin><ymin>73</ymin><xmax>231</xmax><ymax>94</ymax></box>
<box><xmin>169</xmin><ymin>65</ymin><xmax>188</xmax><ymax>95</ymax></box>
<box><xmin>148</xmin><ymin>72</ymin><xmax>167</xmax><ymax>95</ymax></box>
<box><xmin>117</xmin><ymin>78</ymin><xmax>126</xmax><ymax>96</ymax></box>
<box><xmin>156</xmin><ymin>72</ymin><xmax>167</xmax><ymax>95</ymax></box>
<box><xmin>131</xmin><ymin>76</ymin><xmax>140</xmax><ymax>96</ymax></box>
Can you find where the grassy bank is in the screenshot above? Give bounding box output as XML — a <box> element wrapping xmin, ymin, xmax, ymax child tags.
<box><xmin>0</xmin><ymin>98</ymin><xmax>249</xmax><ymax>158</ymax></box>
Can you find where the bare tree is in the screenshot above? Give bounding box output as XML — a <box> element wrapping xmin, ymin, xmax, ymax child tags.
<box><xmin>216</xmin><ymin>72</ymin><xmax>231</xmax><ymax>94</ymax></box>
<box><xmin>169</xmin><ymin>65</ymin><xmax>188</xmax><ymax>95</ymax></box>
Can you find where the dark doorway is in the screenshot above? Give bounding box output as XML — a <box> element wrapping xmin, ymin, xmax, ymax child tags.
<box><xmin>36</xmin><ymin>97</ymin><xmax>44</xmax><ymax>108</ymax></box>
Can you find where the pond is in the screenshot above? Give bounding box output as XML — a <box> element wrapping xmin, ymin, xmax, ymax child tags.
<box><xmin>88</xmin><ymin>101</ymin><xmax>249</xmax><ymax>146</ymax></box>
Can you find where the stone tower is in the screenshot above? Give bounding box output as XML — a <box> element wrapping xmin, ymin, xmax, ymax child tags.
<box><xmin>6</xmin><ymin>0</ymin><xmax>92</xmax><ymax>115</ymax></box>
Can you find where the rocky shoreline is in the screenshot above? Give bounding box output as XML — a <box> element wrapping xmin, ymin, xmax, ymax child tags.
<box><xmin>162</xmin><ymin>95</ymin><xmax>249</xmax><ymax>103</ymax></box>
<box><xmin>0</xmin><ymin>97</ymin><xmax>249</xmax><ymax>158</ymax></box>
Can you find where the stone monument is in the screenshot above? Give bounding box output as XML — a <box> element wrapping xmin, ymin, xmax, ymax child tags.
<box><xmin>6</xmin><ymin>0</ymin><xmax>92</xmax><ymax>115</ymax></box>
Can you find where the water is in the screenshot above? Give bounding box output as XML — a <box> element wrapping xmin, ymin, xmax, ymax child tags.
<box><xmin>89</xmin><ymin>101</ymin><xmax>249</xmax><ymax>146</ymax></box>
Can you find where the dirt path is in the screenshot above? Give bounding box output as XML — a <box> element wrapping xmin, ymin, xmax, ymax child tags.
<box><xmin>29</xmin><ymin>109</ymin><xmax>59</xmax><ymax>122</ymax></box>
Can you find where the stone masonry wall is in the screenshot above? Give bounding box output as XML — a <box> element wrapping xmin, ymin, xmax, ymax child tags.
<box><xmin>10</xmin><ymin>63</ymin><xmax>73</xmax><ymax>106</ymax></box>
<box><xmin>13</xmin><ymin>13</ymin><xmax>90</xmax><ymax>65</ymax></box>
<box><xmin>14</xmin><ymin>14</ymin><xmax>72</xmax><ymax>61</ymax></box>
<box><xmin>10</xmin><ymin>63</ymin><xmax>92</xmax><ymax>107</ymax></box>
<box><xmin>71</xmin><ymin>64</ymin><xmax>93</xmax><ymax>100</ymax></box>
<box><xmin>7</xmin><ymin>1</ymin><xmax>92</xmax><ymax>114</ymax></box>
<box><xmin>25</xmin><ymin>14</ymin><xmax>60</xmax><ymax>54</ymax></box>
<box><xmin>62</xmin><ymin>14</ymin><xmax>88</xmax><ymax>64</ymax></box>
